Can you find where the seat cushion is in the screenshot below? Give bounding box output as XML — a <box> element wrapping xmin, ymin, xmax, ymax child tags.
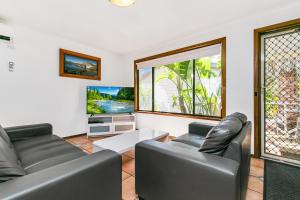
<box><xmin>167</xmin><ymin>141</ymin><xmax>200</xmax><ymax>151</ymax></box>
<box><xmin>0</xmin><ymin>124</ymin><xmax>19</xmax><ymax>163</ymax></box>
<box><xmin>0</xmin><ymin>125</ymin><xmax>13</xmax><ymax>147</ymax></box>
<box><xmin>0</xmin><ymin>135</ymin><xmax>25</xmax><ymax>182</ymax></box>
<box><xmin>13</xmin><ymin>134</ymin><xmax>86</xmax><ymax>173</ymax></box>
<box><xmin>13</xmin><ymin>134</ymin><xmax>62</xmax><ymax>153</ymax></box>
<box><xmin>173</xmin><ymin>133</ymin><xmax>205</xmax><ymax>147</ymax></box>
<box><xmin>25</xmin><ymin>150</ymin><xmax>86</xmax><ymax>173</ymax></box>
<box><xmin>199</xmin><ymin>117</ymin><xmax>243</xmax><ymax>155</ymax></box>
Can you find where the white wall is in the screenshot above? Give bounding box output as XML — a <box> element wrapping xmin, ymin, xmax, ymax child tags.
<box><xmin>126</xmin><ymin>4</ymin><xmax>300</xmax><ymax>153</ymax></box>
<box><xmin>0</xmin><ymin>24</ymin><xmax>132</xmax><ymax>137</ymax></box>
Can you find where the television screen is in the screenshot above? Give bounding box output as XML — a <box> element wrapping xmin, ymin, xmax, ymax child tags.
<box><xmin>87</xmin><ymin>86</ymin><xmax>134</xmax><ymax>114</ymax></box>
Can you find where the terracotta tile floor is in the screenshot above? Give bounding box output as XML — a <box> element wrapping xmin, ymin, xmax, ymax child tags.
<box><xmin>66</xmin><ymin>135</ymin><xmax>264</xmax><ymax>200</ymax></box>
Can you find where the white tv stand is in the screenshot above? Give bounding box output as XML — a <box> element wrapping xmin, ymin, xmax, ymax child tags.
<box><xmin>87</xmin><ymin>114</ymin><xmax>136</xmax><ymax>137</ymax></box>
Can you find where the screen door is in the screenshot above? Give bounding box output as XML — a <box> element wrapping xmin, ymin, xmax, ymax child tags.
<box><xmin>260</xmin><ymin>25</ymin><xmax>300</xmax><ymax>165</ymax></box>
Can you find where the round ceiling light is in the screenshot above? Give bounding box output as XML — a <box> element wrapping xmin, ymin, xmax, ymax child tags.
<box><xmin>109</xmin><ymin>0</ymin><xmax>136</xmax><ymax>7</ymax></box>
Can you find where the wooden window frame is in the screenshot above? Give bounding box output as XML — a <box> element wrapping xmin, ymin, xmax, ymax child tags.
<box><xmin>134</xmin><ymin>37</ymin><xmax>226</xmax><ymax>121</ymax></box>
<box><xmin>253</xmin><ymin>18</ymin><xmax>300</xmax><ymax>158</ymax></box>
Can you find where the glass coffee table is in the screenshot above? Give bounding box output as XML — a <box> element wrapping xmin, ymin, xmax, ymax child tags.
<box><xmin>93</xmin><ymin>129</ymin><xmax>169</xmax><ymax>153</ymax></box>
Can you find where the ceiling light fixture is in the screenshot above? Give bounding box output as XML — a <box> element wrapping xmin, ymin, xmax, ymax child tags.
<box><xmin>109</xmin><ymin>0</ymin><xmax>136</xmax><ymax>7</ymax></box>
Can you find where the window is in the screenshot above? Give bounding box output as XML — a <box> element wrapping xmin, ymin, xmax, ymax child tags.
<box><xmin>138</xmin><ymin>67</ymin><xmax>152</xmax><ymax>110</ymax></box>
<box><xmin>154</xmin><ymin>60</ymin><xmax>193</xmax><ymax>114</ymax></box>
<box><xmin>135</xmin><ymin>38</ymin><xmax>226</xmax><ymax>119</ymax></box>
<box><xmin>194</xmin><ymin>55</ymin><xmax>222</xmax><ymax>117</ymax></box>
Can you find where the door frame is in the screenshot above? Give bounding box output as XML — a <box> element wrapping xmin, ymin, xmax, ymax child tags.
<box><xmin>253</xmin><ymin>18</ymin><xmax>300</xmax><ymax>158</ymax></box>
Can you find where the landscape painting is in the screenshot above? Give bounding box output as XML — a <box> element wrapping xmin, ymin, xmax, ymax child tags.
<box><xmin>87</xmin><ymin>86</ymin><xmax>134</xmax><ymax>114</ymax></box>
<box><xmin>60</xmin><ymin>49</ymin><xmax>101</xmax><ymax>80</ymax></box>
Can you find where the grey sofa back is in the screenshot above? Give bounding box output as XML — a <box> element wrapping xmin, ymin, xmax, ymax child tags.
<box><xmin>223</xmin><ymin>121</ymin><xmax>252</xmax><ymax>200</ymax></box>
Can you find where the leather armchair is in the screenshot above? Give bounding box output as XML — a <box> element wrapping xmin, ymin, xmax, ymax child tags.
<box><xmin>136</xmin><ymin>140</ymin><xmax>240</xmax><ymax>200</ymax></box>
<box><xmin>136</xmin><ymin>114</ymin><xmax>251</xmax><ymax>200</ymax></box>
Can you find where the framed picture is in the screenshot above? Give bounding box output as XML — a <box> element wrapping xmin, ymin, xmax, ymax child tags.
<box><xmin>59</xmin><ymin>49</ymin><xmax>101</xmax><ymax>80</ymax></box>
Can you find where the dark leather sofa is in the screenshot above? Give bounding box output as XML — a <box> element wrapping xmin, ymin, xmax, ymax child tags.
<box><xmin>0</xmin><ymin>123</ymin><xmax>121</xmax><ymax>200</ymax></box>
<box><xmin>136</xmin><ymin>113</ymin><xmax>251</xmax><ymax>200</ymax></box>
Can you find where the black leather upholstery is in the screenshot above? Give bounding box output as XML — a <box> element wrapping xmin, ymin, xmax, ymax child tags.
<box><xmin>223</xmin><ymin>122</ymin><xmax>252</xmax><ymax>200</ymax></box>
<box><xmin>0</xmin><ymin>123</ymin><xmax>122</xmax><ymax>200</ymax></box>
<box><xmin>223</xmin><ymin>112</ymin><xmax>247</xmax><ymax>124</ymax></box>
<box><xmin>0</xmin><ymin>127</ymin><xmax>19</xmax><ymax>164</ymax></box>
<box><xmin>0</xmin><ymin>124</ymin><xmax>13</xmax><ymax>146</ymax></box>
<box><xmin>136</xmin><ymin>140</ymin><xmax>240</xmax><ymax>200</ymax></box>
<box><xmin>199</xmin><ymin>117</ymin><xmax>243</xmax><ymax>155</ymax></box>
<box><xmin>0</xmin><ymin>150</ymin><xmax>122</xmax><ymax>200</ymax></box>
<box><xmin>173</xmin><ymin>133</ymin><xmax>205</xmax><ymax>147</ymax></box>
<box><xmin>136</xmin><ymin>113</ymin><xmax>251</xmax><ymax>200</ymax></box>
<box><xmin>167</xmin><ymin>141</ymin><xmax>200</xmax><ymax>151</ymax></box>
<box><xmin>13</xmin><ymin>134</ymin><xmax>62</xmax><ymax>154</ymax></box>
<box><xmin>188</xmin><ymin>122</ymin><xmax>215</xmax><ymax>137</ymax></box>
<box><xmin>0</xmin><ymin>135</ymin><xmax>25</xmax><ymax>183</ymax></box>
<box><xmin>14</xmin><ymin>134</ymin><xmax>86</xmax><ymax>173</ymax></box>
<box><xmin>5</xmin><ymin>123</ymin><xmax>53</xmax><ymax>142</ymax></box>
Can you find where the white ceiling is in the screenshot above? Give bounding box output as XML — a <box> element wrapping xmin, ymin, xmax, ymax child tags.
<box><xmin>0</xmin><ymin>0</ymin><xmax>297</xmax><ymax>54</ymax></box>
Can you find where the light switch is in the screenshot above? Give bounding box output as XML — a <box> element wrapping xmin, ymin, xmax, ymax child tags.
<box><xmin>8</xmin><ymin>61</ymin><xmax>14</xmax><ymax>72</ymax></box>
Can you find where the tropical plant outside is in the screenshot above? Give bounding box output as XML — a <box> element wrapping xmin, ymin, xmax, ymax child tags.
<box><xmin>138</xmin><ymin>55</ymin><xmax>222</xmax><ymax>117</ymax></box>
<box><xmin>138</xmin><ymin>68</ymin><xmax>152</xmax><ymax>110</ymax></box>
<box><xmin>194</xmin><ymin>56</ymin><xmax>221</xmax><ymax>116</ymax></box>
<box><xmin>155</xmin><ymin>60</ymin><xmax>194</xmax><ymax>114</ymax></box>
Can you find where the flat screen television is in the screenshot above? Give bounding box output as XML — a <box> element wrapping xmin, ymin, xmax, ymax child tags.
<box><xmin>87</xmin><ymin>86</ymin><xmax>134</xmax><ymax>114</ymax></box>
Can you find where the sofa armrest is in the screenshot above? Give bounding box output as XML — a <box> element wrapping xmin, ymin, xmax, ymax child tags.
<box><xmin>188</xmin><ymin>122</ymin><xmax>215</xmax><ymax>137</ymax></box>
<box><xmin>5</xmin><ymin>123</ymin><xmax>53</xmax><ymax>142</ymax></box>
<box><xmin>136</xmin><ymin>140</ymin><xmax>240</xmax><ymax>200</ymax></box>
<box><xmin>0</xmin><ymin>150</ymin><xmax>122</xmax><ymax>200</ymax></box>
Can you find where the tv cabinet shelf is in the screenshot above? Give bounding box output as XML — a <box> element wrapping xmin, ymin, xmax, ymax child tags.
<box><xmin>87</xmin><ymin>114</ymin><xmax>136</xmax><ymax>136</ymax></box>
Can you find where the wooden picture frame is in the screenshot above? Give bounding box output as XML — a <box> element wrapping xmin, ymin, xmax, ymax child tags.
<box><xmin>59</xmin><ymin>49</ymin><xmax>101</xmax><ymax>80</ymax></box>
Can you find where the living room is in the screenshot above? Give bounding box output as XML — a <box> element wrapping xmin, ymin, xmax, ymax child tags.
<box><xmin>0</xmin><ymin>0</ymin><xmax>299</xmax><ymax>200</ymax></box>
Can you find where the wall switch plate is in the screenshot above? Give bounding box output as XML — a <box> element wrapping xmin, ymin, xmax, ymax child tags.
<box><xmin>8</xmin><ymin>61</ymin><xmax>14</xmax><ymax>72</ymax></box>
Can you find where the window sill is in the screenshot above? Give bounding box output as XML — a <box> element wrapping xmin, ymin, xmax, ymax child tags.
<box><xmin>135</xmin><ymin>111</ymin><xmax>222</xmax><ymax>121</ymax></box>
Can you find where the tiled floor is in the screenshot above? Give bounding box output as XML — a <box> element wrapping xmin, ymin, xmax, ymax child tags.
<box><xmin>66</xmin><ymin>135</ymin><xmax>264</xmax><ymax>200</ymax></box>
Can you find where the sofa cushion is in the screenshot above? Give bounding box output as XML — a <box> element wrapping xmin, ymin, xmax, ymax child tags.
<box><xmin>13</xmin><ymin>134</ymin><xmax>86</xmax><ymax>173</ymax></box>
<box><xmin>0</xmin><ymin>125</ymin><xmax>13</xmax><ymax>147</ymax></box>
<box><xmin>0</xmin><ymin>135</ymin><xmax>26</xmax><ymax>182</ymax></box>
<box><xmin>173</xmin><ymin>133</ymin><xmax>206</xmax><ymax>147</ymax></box>
<box><xmin>224</xmin><ymin>112</ymin><xmax>247</xmax><ymax>124</ymax></box>
<box><xmin>199</xmin><ymin>117</ymin><xmax>243</xmax><ymax>155</ymax></box>
<box><xmin>0</xmin><ymin>136</ymin><xmax>19</xmax><ymax>164</ymax></box>
<box><xmin>25</xmin><ymin>150</ymin><xmax>86</xmax><ymax>173</ymax></box>
<box><xmin>167</xmin><ymin>141</ymin><xmax>200</xmax><ymax>151</ymax></box>
<box><xmin>13</xmin><ymin>134</ymin><xmax>62</xmax><ymax>153</ymax></box>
